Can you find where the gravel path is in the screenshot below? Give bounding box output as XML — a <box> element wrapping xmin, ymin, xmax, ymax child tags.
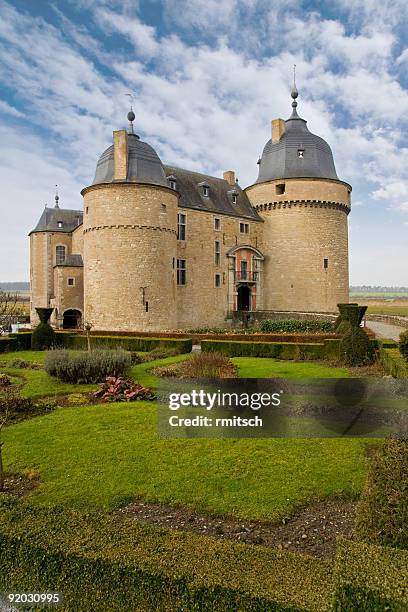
<box><xmin>366</xmin><ymin>321</ymin><xmax>405</xmax><ymax>341</ymax></box>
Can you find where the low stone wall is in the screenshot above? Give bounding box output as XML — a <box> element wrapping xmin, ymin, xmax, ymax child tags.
<box><xmin>365</xmin><ymin>314</ymin><xmax>408</xmax><ymax>328</ymax></box>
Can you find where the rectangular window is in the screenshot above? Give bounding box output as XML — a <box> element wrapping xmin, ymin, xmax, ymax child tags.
<box><xmin>214</xmin><ymin>217</ymin><xmax>220</xmax><ymax>230</ymax></box>
<box><xmin>57</xmin><ymin>221</ymin><xmax>63</xmax><ymax>228</ymax></box>
<box><xmin>214</xmin><ymin>240</ymin><xmax>221</xmax><ymax>265</ymax></box>
<box><xmin>177</xmin><ymin>259</ymin><xmax>186</xmax><ymax>285</ymax></box>
<box><xmin>324</xmin><ymin>258</ymin><xmax>329</xmax><ymax>269</ymax></box>
<box><xmin>56</xmin><ymin>245</ymin><xmax>66</xmax><ymax>265</ymax></box>
<box><xmin>239</xmin><ymin>222</ymin><xmax>249</xmax><ymax>234</ymax></box>
<box><xmin>177</xmin><ymin>213</ymin><xmax>186</xmax><ymax>240</ymax></box>
<box><xmin>276</xmin><ymin>183</ymin><xmax>285</xmax><ymax>195</ymax></box>
<box><xmin>68</xmin><ymin>277</ymin><xmax>75</xmax><ymax>287</ymax></box>
<box><xmin>215</xmin><ymin>273</ymin><xmax>221</xmax><ymax>287</ymax></box>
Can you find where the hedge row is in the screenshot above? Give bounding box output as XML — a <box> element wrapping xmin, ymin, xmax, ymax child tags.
<box><xmin>379</xmin><ymin>348</ymin><xmax>408</xmax><ymax>378</ymax></box>
<box><xmin>201</xmin><ymin>339</ymin><xmax>327</xmax><ymax>360</ymax></box>
<box><xmin>334</xmin><ymin>538</ymin><xmax>408</xmax><ymax>611</ymax></box>
<box><xmin>63</xmin><ymin>334</ymin><xmax>193</xmax><ymax>354</ymax></box>
<box><xmin>259</xmin><ymin>319</ymin><xmax>334</xmax><ymax>333</ymax></box>
<box><xmin>354</xmin><ymin>438</ymin><xmax>408</xmax><ymax>550</ymax></box>
<box><xmin>0</xmin><ymin>497</ymin><xmax>332</xmax><ymax>612</ymax></box>
<box><xmin>0</xmin><ymin>332</ymin><xmax>192</xmax><ymax>355</ymax></box>
<box><xmin>0</xmin><ymin>332</ymin><xmax>32</xmax><ymax>353</ymax></box>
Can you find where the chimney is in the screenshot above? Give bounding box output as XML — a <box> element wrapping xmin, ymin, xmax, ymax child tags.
<box><xmin>223</xmin><ymin>170</ymin><xmax>235</xmax><ymax>186</ymax></box>
<box><xmin>271</xmin><ymin>119</ymin><xmax>285</xmax><ymax>144</ymax></box>
<box><xmin>113</xmin><ymin>130</ymin><xmax>128</xmax><ymax>180</ymax></box>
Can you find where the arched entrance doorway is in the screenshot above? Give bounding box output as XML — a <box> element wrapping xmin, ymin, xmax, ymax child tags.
<box><xmin>63</xmin><ymin>309</ymin><xmax>82</xmax><ymax>329</ymax></box>
<box><xmin>237</xmin><ymin>285</ymin><xmax>251</xmax><ymax>311</ymax></box>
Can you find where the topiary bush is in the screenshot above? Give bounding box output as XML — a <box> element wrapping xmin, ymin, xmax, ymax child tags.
<box><xmin>44</xmin><ymin>349</ymin><xmax>132</xmax><ymax>384</ymax></box>
<box><xmin>354</xmin><ymin>438</ymin><xmax>408</xmax><ymax>549</ymax></box>
<box><xmin>399</xmin><ymin>330</ymin><xmax>408</xmax><ymax>362</ymax></box>
<box><xmin>31</xmin><ymin>308</ymin><xmax>56</xmax><ymax>350</ymax></box>
<box><xmin>339</xmin><ymin>327</ymin><xmax>375</xmax><ymax>366</ymax></box>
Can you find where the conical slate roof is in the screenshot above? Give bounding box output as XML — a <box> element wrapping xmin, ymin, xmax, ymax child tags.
<box><xmin>256</xmin><ymin>92</ymin><xmax>338</xmax><ymax>183</ymax></box>
<box><xmin>92</xmin><ymin>133</ymin><xmax>168</xmax><ymax>187</ymax></box>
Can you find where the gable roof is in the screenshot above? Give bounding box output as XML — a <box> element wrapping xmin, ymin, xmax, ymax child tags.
<box><xmin>164</xmin><ymin>166</ymin><xmax>262</xmax><ymax>221</ymax></box>
<box><xmin>29</xmin><ymin>208</ymin><xmax>83</xmax><ymax>235</ymax></box>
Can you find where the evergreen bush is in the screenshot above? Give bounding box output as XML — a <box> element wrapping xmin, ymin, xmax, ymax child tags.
<box><xmin>31</xmin><ymin>308</ymin><xmax>56</xmax><ymax>350</ymax></box>
<box><xmin>339</xmin><ymin>327</ymin><xmax>375</xmax><ymax>366</ymax></box>
<box><xmin>399</xmin><ymin>330</ymin><xmax>408</xmax><ymax>362</ymax></box>
<box><xmin>44</xmin><ymin>349</ymin><xmax>131</xmax><ymax>384</ymax></box>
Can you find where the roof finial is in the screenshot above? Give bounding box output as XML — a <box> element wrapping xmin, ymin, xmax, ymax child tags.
<box><xmin>125</xmin><ymin>93</ymin><xmax>136</xmax><ymax>134</ymax></box>
<box><xmin>54</xmin><ymin>185</ymin><xmax>60</xmax><ymax>209</ymax></box>
<box><xmin>290</xmin><ymin>64</ymin><xmax>300</xmax><ymax>118</ymax></box>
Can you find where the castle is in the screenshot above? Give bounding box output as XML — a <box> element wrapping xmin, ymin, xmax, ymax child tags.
<box><xmin>29</xmin><ymin>86</ymin><xmax>351</xmax><ymax>331</ymax></box>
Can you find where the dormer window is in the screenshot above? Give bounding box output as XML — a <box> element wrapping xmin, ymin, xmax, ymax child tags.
<box><xmin>57</xmin><ymin>221</ymin><xmax>63</xmax><ymax>228</ymax></box>
<box><xmin>298</xmin><ymin>148</ymin><xmax>304</xmax><ymax>159</ymax></box>
<box><xmin>167</xmin><ymin>175</ymin><xmax>177</xmax><ymax>190</ymax></box>
<box><xmin>198</xmin><ymin>181</ymin><xmax>210</xmax><ymax>197</ymax></box>
<box><xmin>228</xmin><ymin>188</ymin><xmax>238</xmax><ymax>204</ymax></box>
<box><xmin>232</xmin><ymin>194</ymin><xmax>237</xmax><ymax>205</ymax></box>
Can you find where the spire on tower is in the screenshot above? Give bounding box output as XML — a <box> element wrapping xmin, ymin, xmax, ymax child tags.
<box><xmin>290</xmin><ymin>64</ymin><xmax>300</xmax><ymax>119</ymax></box>
<box><xmin>125</xmin><ymin>92</ymin><xmax>136</xmax><ymax>134</ymax></box>
<box><xmin>54</xmin><ymin>185</ymin><xmax>60</xmax><ymax>208</ymax></box>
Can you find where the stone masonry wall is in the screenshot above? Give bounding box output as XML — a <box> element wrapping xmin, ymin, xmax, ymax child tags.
<box><xmin>246</xmin><ymin>178</ymin><xmax>350</xmax><ymax>313</ymax></box>
<box><xmin>82</xmin><ymin>182</ymin><xmax>179</xmax><ymax>332</ymax></box>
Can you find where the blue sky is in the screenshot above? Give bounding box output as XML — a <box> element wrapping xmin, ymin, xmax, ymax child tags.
<box><xmin>0</xmin><ymin>0</ymin><xmax>407</xmax><ymax>284</ymax></box>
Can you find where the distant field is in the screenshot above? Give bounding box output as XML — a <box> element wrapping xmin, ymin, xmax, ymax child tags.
<box><xmin>350</xmin><ymin>292</ymin><xmax>408</xmax><ymax>298</ymax></box>
<box><xmin>366</xmin><ymin>305</ymin><xmax>408</xmax><ymax>316</ymax></box>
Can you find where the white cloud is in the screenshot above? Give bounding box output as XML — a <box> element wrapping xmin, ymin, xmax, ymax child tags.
<box><xmin>0</xmin><ymin>0</ymin><xmax>407</xmax><ymax>283</ymax></box>
<box><xmin>0</xmin><ymin>99</ymin><xmax>23</xmax><ymax>117</ymax></box>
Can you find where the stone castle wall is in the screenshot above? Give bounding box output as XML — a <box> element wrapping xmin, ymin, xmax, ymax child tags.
<box><xmin>176</xmin><ymin>208</ymin><xmax>263</xmax><ymax>328</ymax></box>
<box><xmin>246</xmin><ymin>177</ymin><xmax>350</xmax><ymax>312</ymax></box>
<box><xmin>82</xmin><ymin>182</ymin><xmax>179</xmax><ymax>332</ymax></box>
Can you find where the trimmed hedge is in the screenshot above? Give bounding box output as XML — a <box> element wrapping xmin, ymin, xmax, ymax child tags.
<box><xmin>259</xmin><ymin>319</ymin><xmax>334</xmax><ymax>333</ymax></box>
<box><xmin>333</xmin><ymin>538</ymin><xmax>408</xmax><ymax>611</ymax></box>
<box><xmin>0</xmin><ymin>497</ymin><xmax>332</xmax><ymax>612</ymax></box>
<box><xmin>354</xmin><ymin>439</ymin><xmax>408</xmax><ymax>549</ymax></box>
<box><xmin>399</xmin><ymin>329</ymin><xmax>408</xmax><ymax>361</ymax></box>
<box><xmin>64</xmin><ymin>334</ymin><xmax>193</xmax><ymax>354</ymax></box>
<box><xmin>0</xmin><ymin>336</ymin><xmax>17</xmax><ymax>353</ymax></box>
<box><xmin>201</xmin><ymin>339</ymin><xmax>326</xmax><ymax>360</ymax></box>
<box><xmin>379</xmin><ymin>348</ymin><xmax>408</xmax><ymax>378</ymax></box>
<box><xmin>44</xmin><ymin>349</ymin><xmax>132</xmax><ymax>384</ymax></box>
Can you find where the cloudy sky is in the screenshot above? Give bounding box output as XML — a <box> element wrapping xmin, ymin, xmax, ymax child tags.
<box><xmin>0</xmin><ymin>0</ymin><xmax>407</xmax><ymax>285</ymax></box>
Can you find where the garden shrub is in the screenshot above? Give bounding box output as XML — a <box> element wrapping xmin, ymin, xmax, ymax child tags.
<box><xmin>202</xmin><ymin>339</ymin><xmax>325</xmax><ymax>359</ymax></box>
<box><xmin>44</xmin><ymin>349</ymin><xmax>132</xmax><ymax>384</ymax></box>
<box><xmin>354</xmin><ymin>438</ymin><xmax>408</xmax><ymax>549</ymax></box>
<box><xmin>93</xmin><ymin>377</ymin><xmax>156</xmax><ymax>402</ymax></box>
<box><xmin>31</xmin><ymin>308</ymin><xmax>56</xmax><ymax>351</ymax></box>
<box><xmin>0</xmin><ymin>374</ymin><xmax>12</xmax><ymax>388</ymax></box>
<box><xmin>259</xmin><ymin>319</ymin><xmax>334</xmax><ymax>333</ymax></box>
<box><xmin>6</xmin><ymin>359</ymin><xmax>42</xmax><ymax>370</ymax></box>
<box><xmin>339</xmin><ymin>327</ymin><xmax>375</xmax><ymax>366</ymax></box>
<box><xmin>141</xmin><ymin>347</ymin><xmax>182</xmax><ymax>362</ymax></box>
<box><xmin>333</xmin><ymin>538</ymin><xmax>408</xmax><ymax>611</ymax></box>
<box><xmin>0</xmin><ymin>388</ymin><xmax>37</xmax><ymax>422</ymax></box>
<box><xmin>379</xmin><ymin>348</ymin><xmax>408</xmax><ymax>378</ymax></box>
<box><xmin>0</xmin><ymin>498</ymin><xmax>333</xmax><ymax>612</ymax></box>
<box><xmin>65</xmin><ymin>335</ymin><xmax>192</xmax><ymax>354</ymax></box>
<box><xmin>182</xmin><ymin>352</ymin><xmax>236</xmax><ymax>378</ymax></box>
<box><xmin>399</xmin><ymin>330</ymin><xmax>408</xmax><ymax>362</ymax></box>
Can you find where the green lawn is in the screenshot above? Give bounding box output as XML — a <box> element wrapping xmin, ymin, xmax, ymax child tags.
<box><xmin>2</xmin><ymin>401</ymin><xmax>369</xmax><ymax>518</ymax></box>
<box><xmin>1</xmin><ymin>349</ymin><xmax>370</xmax><ymax>520</ymax></box>
<box><xmin>233</xmin><ymin>357</ymin><xmax>351</xmax><ymax>378</ymax></box>
<box><xmin>367</xmin><ymin>305</ymin><xmax>408</xmax><ymax>316</ymax></box>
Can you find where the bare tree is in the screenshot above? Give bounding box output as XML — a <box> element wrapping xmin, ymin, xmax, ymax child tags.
<box><xmin>0</xmin><ymin>405</ymin><xmax>9</xmax><ymax>491</ymax></box>
<box><xmin>0</xmin><ymin>290</ymin><xmax>19</xmax><ymax>331</ymax></box>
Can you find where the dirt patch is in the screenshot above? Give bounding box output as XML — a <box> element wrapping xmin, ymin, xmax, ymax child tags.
<box><xmin>118</xmin><ymin>497</ymin><xmax>357</xmax><ymax>558</ymax></box>
<box><xmin>1</xmin><ymin>473</ymin><xmax>40</xmax><ymax>497</ymax></box>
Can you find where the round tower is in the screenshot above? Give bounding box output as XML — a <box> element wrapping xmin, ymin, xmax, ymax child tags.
<box><xmin>81</xmin><ymin>112</ymin><xmax>179</xmax><ymax>331</ymax></box>
<box><xmin>245</xmin><ymin>84</ymin><xmax>351</xmax><ymax>313</ymax></box>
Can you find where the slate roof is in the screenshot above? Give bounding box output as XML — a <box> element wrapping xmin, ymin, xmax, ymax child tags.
<box><xmin>93</xmin><ymin>133</ymin><xmax>168</xmax><ymax>187</ymax></box>
<box><xmin>55</xmin><ymin>254</ymin><xmax>83</xmax><ymax>267</ymax></box>
<box><xmin>29</xmin><ymin>208</ymin><xmax>83</xmax><ymax>235</ymax></box>
<box><xmin>256</xmin><ymin>112</ymin><xmax>339</xmax><ymax>183</ymax></box>
<box><xmin>164</xmin><ymin>166</ymin><xmax>262</xmax><ymax>221</ymax></box>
